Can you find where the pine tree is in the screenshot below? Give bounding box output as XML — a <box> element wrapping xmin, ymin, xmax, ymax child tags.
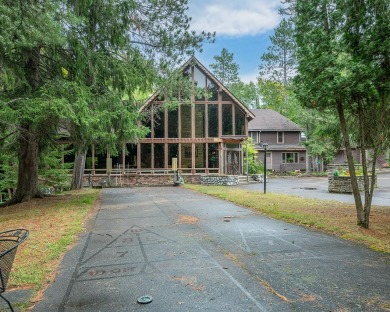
<box><xmin>291</xmin><ymin>0</ymin><xmax>390</xmax><ymax>228</ymax></box>
<box><xmin>210</xmin><ymin>48</ymin><xmax>241</xmax><ymax>86</ymax></box>
<box><xmin>258</xmin><ymin>18</ymin><xmax>296</xmax><ymax>114</ymax></box>
<box><xmin>0</xmin><ymin>0</ymin><xmax>215</xmax><ymax>203</ymax></box>
<box><xmin>0</xmin><ymin>0</ymin><xmax>66</xmax><ymax>204</ymax></box>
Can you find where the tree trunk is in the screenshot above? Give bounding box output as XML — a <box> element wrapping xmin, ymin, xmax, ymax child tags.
<box><xmin>2</xmin><ymin>46</ymin><xmax>43</xmax><ymax>206</ymax></box>
<box><xmin>357</xmin><ymin>100</ymin><xmax>375</xmax><ymax>228</ymax></box>
<box><xmin>306</xmin><ymin>152</ymin><xmax>311</xmax><ymax>175</ymax></box>
<box><xmin>71</xmin><ymin>146</ymin><xmax>87</xmax><ymax>190</ymax></box>
<box><xmin>336</xmin><ymin>101</ymin><xmax>364</xmax><ymax>225</ymax></box>
<box><xmin>5</xmin><ymin>125</ymin><xmax>42</xmax><ymax>205</ymax></box>
<box><xmin>283</xmin><ymin>47</ymin><xmax>288</xmax><ymax>115</ymax></box>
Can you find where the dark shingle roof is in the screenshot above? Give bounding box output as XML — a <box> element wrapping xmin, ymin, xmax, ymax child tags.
<box><xmin>249</xmin><ymin>109</ymin><xmax>304</xmax><ymax>131</ymax></box>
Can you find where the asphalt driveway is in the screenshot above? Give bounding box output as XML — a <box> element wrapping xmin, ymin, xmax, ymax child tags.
<box><xmin>239</xmin><ymin>173</ymin><xmax>390</xmax><ymax>207</ymax></box>
<box><xmin>31</xmin><ymin>187</ymin><xmax>390</xmax><ymax>312</ymax></box>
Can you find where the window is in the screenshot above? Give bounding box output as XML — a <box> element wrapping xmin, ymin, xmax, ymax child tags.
<box><xmin>94</xmin><ymin>148</ymin><xmax>106</xmax><ymax>170</ymax></box>
<box><xmin>181</xmin><ymin>143</ymin><xmax>192</xmax><ymax>169</ymax></box>
<box><xmin>277</xmin><ymin>132</ymin><xmax>284</xmax><ymax>144</ymax></box>
<box><xmin>181</xmin><ymin>104</ymin><xmax>192</xmax><ymax>138</ymax></box>
<box><xmin>207</xmin><ymin>78</ymin><xmax>218</xmax><ymax>101</ymax></box>
<box><xmin>154</xmin><ymin>144</ymin><xmax>164</xmax><ymax>168</ymax></box>
<box><xmin>125</xmin><ymin>144</ymin><xmax>137</xmax><ymax>169</ymax></box>
<box><xmin>222</xmin><ymin>91</ymin><xmax>231</xmax><ymax>101</ymax></box>
<box><xmin>208</xmin><ymin>104</ymin><xmax>218</xmax><ymax>137</ymax></box>
<box><xmin>250</xmin><ymin>132</ymin><xmax>258</xmax><ymax>143</ymax></box>
<box><xmin>282</xmin><ymin>152</ymin><xmax>299</xmax><ymax>164</ymax></box>
<box><xmin>168</xmin><ymin>108</ymin><xmax>178</xmax><ymax>138</ymax></box>
<box><xmin>168</xmin><ymin>144</ymin><xmax>178</xmax><ymax>168</ymax></box>
<box><xmin>143</xmin><ymin>113</ymin><xmax>152</xmax><ymax>138</ymax></box>
<box><xmin>235</xmin><ymin>107</ymin><xmax>246</xmax><ymax>135</ymax></box>
<box><xmin>140</xmin><ymin>144</ymin><xmax>151</xmax><ymax>168</ymax></box>
<box><xmin>222</xmin><ymin>104</ymin><xmax>233</xmax><ymax>135</ymax></box>
<box><xmin>154</xmin><ymin>106</ymin><xmax>165</xmax><ymax>138</ymax></box>
<box><xmin>195</xmin><ymin>144</ymin><xmax>206</xmax><ymax>168</ymax></box>
<box><xmin>195</xmin><ymin>104</ymin><xmax>206</xmax><ymax>138</ymax></box>
<box><xmin>194</xmin><ymin>66</ymin><xmax>206</xmax><ymax>101</ymax></box>
<box><xmin>183</xmin><ymin>66</ymin><xmax>191</xmax><ymax>80</ymax></box>
<box><xmin>208</xmin><ymin>143</ymin><xmax>219</xmax><ymax>168</ymax></box>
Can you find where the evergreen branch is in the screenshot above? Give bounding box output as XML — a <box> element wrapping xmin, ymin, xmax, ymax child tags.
<box><xmin>0</xmin><ymin>131</ymin><xmax>17</xmax><ymax>143</ymax></box>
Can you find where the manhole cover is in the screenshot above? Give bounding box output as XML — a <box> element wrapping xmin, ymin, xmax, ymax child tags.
<box><xmin>137</xmin><ymin>295</ymin><xmax>153</xmax><ymax>304</ymax></box>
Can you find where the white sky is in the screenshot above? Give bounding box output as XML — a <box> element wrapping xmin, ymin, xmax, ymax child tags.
<box><xmin>189</xmin><ymin>0</ymin><xmax>281</xmax><ymax>37</ymax></box>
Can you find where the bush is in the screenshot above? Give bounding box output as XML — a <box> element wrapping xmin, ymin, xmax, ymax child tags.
<box><xmin>243</xmin><ymin>138</ymin><xmax>264</xmax><ymax>174</ymax></box>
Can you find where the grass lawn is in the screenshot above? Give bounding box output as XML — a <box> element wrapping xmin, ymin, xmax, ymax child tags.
<box><xmin>184</xmin><ymin>184</ymin><xmax>390</xmax><ymax>254</ymax></box>
<box><xmin>0</xmin><ymin>188</ymin><xmax>100</xmax><ymax>310</ymax></box>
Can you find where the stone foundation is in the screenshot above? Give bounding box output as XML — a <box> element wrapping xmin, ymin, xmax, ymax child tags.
<box><xmin>200</xmin><ymin>175</ymin><xmax>239</xmax><ymax>186</ymax></box>
<box><xmin>84</xmin><ymin>174</ymin><xmax>201</xmax><ymax>187</ymax></box>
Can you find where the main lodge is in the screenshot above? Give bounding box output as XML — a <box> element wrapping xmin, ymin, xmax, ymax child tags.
<box><xmin>81</xmin><ymin>57</ymin><xmax>256</xmax><ymax>185</ymax></box>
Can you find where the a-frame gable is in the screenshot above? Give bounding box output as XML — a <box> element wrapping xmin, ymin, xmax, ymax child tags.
<box><xmin>140</xmin><ymin>56</ymin><xmax>255</xmax><ymax>120</ymax></box>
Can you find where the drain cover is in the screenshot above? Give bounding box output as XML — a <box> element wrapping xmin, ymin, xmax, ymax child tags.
<box><xmin>302</xmin><ymin>187</ymin><xmax>317</xmax><ymax>190</ymax></box>
<box><xmin>137</xmin><ymin>295</ymin><xmax>153</xmax><ymax>304</ymax></box>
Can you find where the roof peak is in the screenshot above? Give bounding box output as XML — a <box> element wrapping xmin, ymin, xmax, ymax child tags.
<box><xmin>249</xmin><ymin>108</ymin><xmax>304</xmax><ymax>131</ymax></box>
<box><xmin>141</xmin><ymin>56</ymin><xmax>255</xmax><ymax>119</ymax></box>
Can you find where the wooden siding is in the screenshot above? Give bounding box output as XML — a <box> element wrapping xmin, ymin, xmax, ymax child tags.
<box><xmin>256</xmin><ymin>150</ymin><xmax>306</xmax><ymax>172</ymax></box>
<box><xmin>283</xmin><ymin>132</ymin><xmax>301</xmax><ymax>144</ymax></box>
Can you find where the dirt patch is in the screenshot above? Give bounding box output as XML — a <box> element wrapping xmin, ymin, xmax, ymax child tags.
<box><xmin>173</xmin><ymin>276</ymin><xmax>205</xmax><ymax>291</ymax></box>
<box><xmin>224</xmin><ymin>251</ymin><xmax>245</xmax><ymax>268</ymax></box>
<box><xmin>177</xmin><ymin>214</ymin><xmax>199</xmax><ymax>224</ymax></box>
<box><xmin>255</xmin><ymin>276</ymin><xmax>291</xmax><ymax>303</ymax></box>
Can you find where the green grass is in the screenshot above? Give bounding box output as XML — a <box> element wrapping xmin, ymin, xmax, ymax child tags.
<box><xmin>184</xmin><ymin>184</ymin><xmax>390</xmax><ymax>254</ymax></box>
<box><xmin>0</xmin><ymin>189</ymin><xmax>100</xmax><ymax>309</ymax></box>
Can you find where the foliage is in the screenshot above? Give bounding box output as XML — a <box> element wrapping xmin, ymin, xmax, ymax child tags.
<box><xmin>258</xmin><ymin>17</ymin><xmax>296</xmax><ymax>115</ymax></box>
<box><xmin>38</xmin><ymin>146</ymin><xmax>72</xmax><ymax>191</ymax></box>
<box><xmin>210</xmin><ymin>48</ymin><xmax>241</xmax><ymax>86</ymax></box>
<box><xmin>300</xmin><ymin>108</ymin><xmax>341</xmax><ymax>164</ymax></box>
<box><xmin>289</xmin><ymin>0</ymin><xmax>390</xmax><ymax>228</ymax></box>
<box><xmin>0</xmin><ymin>0</ymin><xmax>215</xmax><ymax>200</ymax></box>
<box><xmin>243</xmin><ymin>138</ymin><xmax>264</xmax><ymax>174</ymax></box>
<box><xmin>335</xmin><ymin>168</ymin><xmax>363</xmax><ymax>177</ymax></box>
<box><xmin>210</xmin><ymin>48</ymin><xmax>260</xmax><ymax>109</ymax></box>
<box><xmin>256</xmin><ymin>11</ymin><xmax>340</xmax><ymax>172</ymax></box>
<box><xmin>258</xmin><ymin>18</ymin><xmax>296</xmax><ymax>84</ymax></box>
<box><xmin>229</xmin><ymin>81</ymin><xmax>258</xmax><ymax>108</ymax></box>
<box><xmin>0</xmin><ymin>152</ymin><xmax>17</xmax><ymax>201</ymax></box>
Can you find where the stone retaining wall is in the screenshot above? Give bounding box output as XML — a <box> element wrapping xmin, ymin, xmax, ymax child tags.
<box><xmin>328</xmin><ymin>173</ymin><xmax>376</xmax><ymax>193</ymax></box>
<box><xmin>200</xmin><ymin>175</ymin><xmax>239</xmax><ymax>186</ymax></box>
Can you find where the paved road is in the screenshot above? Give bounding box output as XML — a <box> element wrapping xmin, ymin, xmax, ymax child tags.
<box><xmin>239</xmin><ymin>173</ymin><xmax>390</xmax><ymax>207</ymax></box>
<box><xmin>32</xmin><ymin>187</ymin><xmax>390</xmax><ymax>312</ymax></box>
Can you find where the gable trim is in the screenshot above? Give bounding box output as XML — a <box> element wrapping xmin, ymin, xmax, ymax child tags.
<box><xmin>140</xmin><ymin>56</ymin><xmax>255</xmax><ymax>120</ymax></box>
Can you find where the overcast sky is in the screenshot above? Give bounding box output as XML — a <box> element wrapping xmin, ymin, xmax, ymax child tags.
<box><xmin>187</xmin><ymin>0</ymin><xmax>282</xmax><ymax>83</ymax></box>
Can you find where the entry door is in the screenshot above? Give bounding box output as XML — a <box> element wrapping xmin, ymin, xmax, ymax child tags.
<box><xmin>226</xmin><ymin>150</ymin><xmax>240</xmax><ymax>175</ymax></box>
